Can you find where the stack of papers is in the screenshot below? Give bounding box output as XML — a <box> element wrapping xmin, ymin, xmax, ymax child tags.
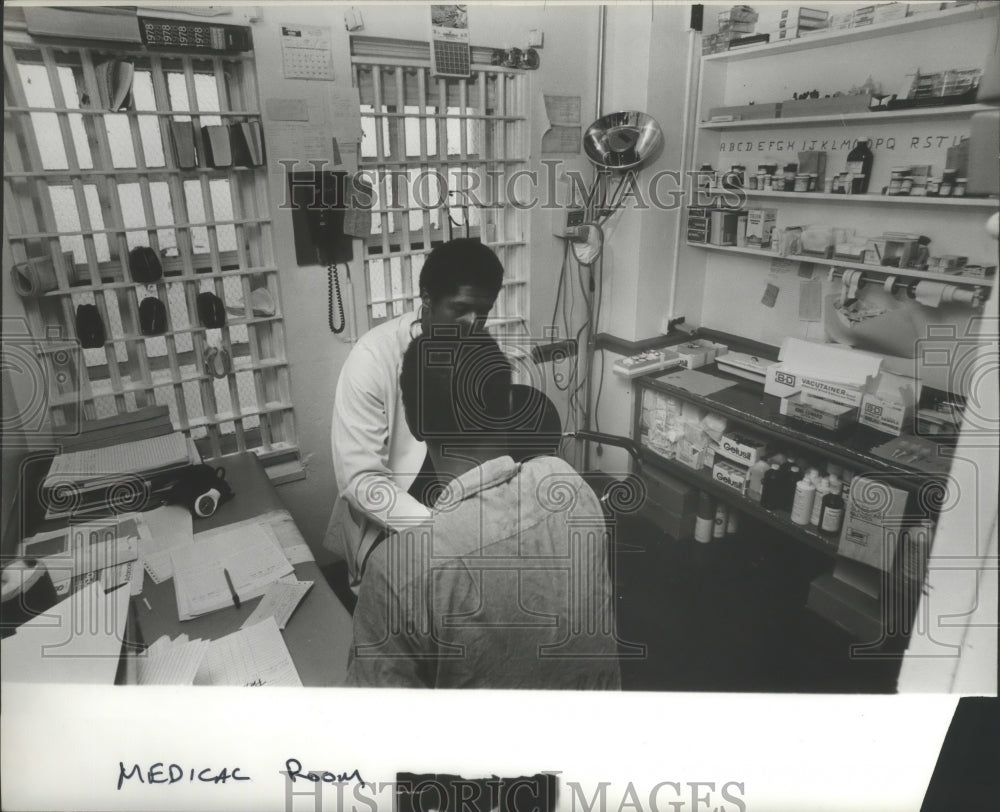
<box><xmin>194</xmin><ymin>617</ymin><xmax>302</xmax><ymax>687</ymax></box>
<box><xmin>42</xmin><ymin>432</ymin><xmax>199</xmax><ymax>520</ymax></box>
<box><xmin>18</xmin><ymin>513</ymin><xmax>150</xmax><ymax>596</ymax></box>
<box><xmin>241</xmin><ymin>579</ymin><xmax>313</xmax><ymax>631</ymax></box>
<box><xmin>137</xmin><ymin>634</ymin><xmax>210</xmax><ymax>686</ymax></box>
<box><xmin>171</xmin><ymin>521</ymin><xmax>294</xmax><ymax>620</ymax></box>
<box><xmin>140</xmin><ymin>505</ymin><xmax>194</xmax><ymax>584</ymax></box>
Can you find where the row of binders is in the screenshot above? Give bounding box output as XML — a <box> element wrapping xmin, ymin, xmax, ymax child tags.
<box><xmin>171</xmin><ymin>120</ymin><xmax>265</xmax><ymax>169</ymax></box>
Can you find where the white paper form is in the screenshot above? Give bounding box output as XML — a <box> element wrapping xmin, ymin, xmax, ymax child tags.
<box><xmin>193</xmin><ymin>616</ymin><xmax>301</xmax><ymax>687</ymax></box>
<box><xmin>542</xmin><ymin>93</ymin><xmax>582</xmax><ymax>154</ymax></box>
<box><xmin>140</xmin><ymin>505</ymin><xmax>193</xmax><ymax>584</ymax></box>
<box><xmin>172</xmin><ymin>521</ymin><xmax>293</xmax><ymax>620</ymax></box>
<box><xmin>136</xmin><ymin>634</ymin><xmax>209</xmax><ymax>686</ymax></box>
<box><xmin>241</xmin><ymin>580</ymin><xmax>313</xmax><ymax>631</ymax></box>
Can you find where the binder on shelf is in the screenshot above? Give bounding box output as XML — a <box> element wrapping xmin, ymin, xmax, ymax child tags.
<box><xmin>230</xmin><ymin>120</ymin><xmax>265</xmax><ymax>167</ymax></box>
<box><xmin>201</xmin><ymin>124</ymin><xmax>233</xmax><ymax>168</ymax></box>
<box><xmin>170</xmin><ymin>120</ymin><xmax>199</xmax><ymax>169</ymax></box>
<box><xmin>94</xmin><ymin>58</ymin><xmax>134</xmax><ymax>111</ymax></box>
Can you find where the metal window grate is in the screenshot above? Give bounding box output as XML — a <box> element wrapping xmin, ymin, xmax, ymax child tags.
<box><xmin>353</xmin><ymin>56</ymin><xmax>529</xmax><ymax>333</ymax></box>
<box><xmin>3</xmin><ymin>35</ymin><xmax>296</xmax><ymax>460</ymax></box>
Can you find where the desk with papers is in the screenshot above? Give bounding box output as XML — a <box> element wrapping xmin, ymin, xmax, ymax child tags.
<box><xmin>3</xmin><ymin>452</ymin><xmax>354</xmax><ymax>688</ymax></box>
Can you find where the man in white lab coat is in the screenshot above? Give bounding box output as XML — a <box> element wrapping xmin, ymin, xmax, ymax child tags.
<box><xmin>324</xmin><ymin>239</ymin><xmax>504</xmax><ymax>590</ymax></box>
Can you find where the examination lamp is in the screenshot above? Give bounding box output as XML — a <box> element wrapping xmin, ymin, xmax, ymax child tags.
<box><xmin>583</xmin><ymin>111</ymin><xmax>664</xmax><ymax>172</ymax></box>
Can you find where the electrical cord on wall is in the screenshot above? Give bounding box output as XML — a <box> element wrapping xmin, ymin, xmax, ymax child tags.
<box><xmin>328</xmin><ymin>263</ymin><xmax>346</xmax><ymax>334</ymax></box>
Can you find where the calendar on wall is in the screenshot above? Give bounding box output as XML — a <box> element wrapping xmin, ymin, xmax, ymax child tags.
<box><xmin>280</xmin><ymin>24</ymin><xmax>335</xmax><ymax>80</ymax></box>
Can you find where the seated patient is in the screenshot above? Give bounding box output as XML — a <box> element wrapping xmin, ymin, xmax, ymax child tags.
<box><xmin>346</xmin><ymin>332</ymin><xmax>622</xmax><ymax>689</ymax></box>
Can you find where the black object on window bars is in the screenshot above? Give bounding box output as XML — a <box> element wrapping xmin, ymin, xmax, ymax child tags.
<box><xmin>75</xmin><ymin>304</ymin><xmax>106</xmax><ymax>348</ymax></box>
<box><xmin>139</xmin><ymin>297</ymin><xmax>167</xmax><ymax>336</ymax></box>
<box><xmin>128</xmin><ymin>246</ymin><xmax>163</xmax><ymax>284</ymax></box>
<box><xmin>196</xmin><ymin>292</ymin><xmax>227</xmax><ymax>329</ymax></box>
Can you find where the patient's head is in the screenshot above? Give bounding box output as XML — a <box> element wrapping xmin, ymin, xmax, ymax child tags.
<box><xmin>400</xmin><ymin>333</ymin><xmax>512</xmax><ymax>471</ymax></box>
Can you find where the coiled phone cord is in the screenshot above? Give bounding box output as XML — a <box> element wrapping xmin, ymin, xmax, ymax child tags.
<box><xmin>328</xmin><ymin>263</ymin><xmax>345</xmax><ymax>334</ymax></box>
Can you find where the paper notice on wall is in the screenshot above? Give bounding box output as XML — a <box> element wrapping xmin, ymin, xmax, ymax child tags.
<box><xmin>542</xmin><ymin>126</ymin><xmax>582</xmax><ymax>154</ymax></box>
<box><xmin>799</xmin><ymin>278</ymin><xmax>823</xmax><ymax>321</ymax></box>
<box><xmin>265</xmin><ymin>123</ymin><xmax>335</xmax><ymax>174</ymax></box>
<box><xmin>761</xmin><ymin>282</ymin><xmax>780</xmax><ymax>308</ymax></box>
<box><xmin>264</xmin><ymin>98</ymin><xmax>310</xmax><ymax>122</ymax></box>
<box><xmin>544</xmin><ymin>94</ymin><xmax>581</xmax><ymax>126</ymax></box>
<box><xmin>328</xmin><ymin>85</ymin><xmax>363</xmax><ymax>142</ymax></box>
<box><xmin>768</xmin><ymin>258</ymin><xmax>799</xmax><ymax>280</ymax></box>
<box><xmin>542</xmin><ymin>93</ymin><xmax>582</xmax><ymax>154</ymax></box>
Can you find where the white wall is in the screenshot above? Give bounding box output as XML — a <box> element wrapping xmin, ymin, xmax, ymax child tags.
<box><xmin>248</xmin><ymin>3</ymin><xmax>600</xmax><ymax>557</ymax></box>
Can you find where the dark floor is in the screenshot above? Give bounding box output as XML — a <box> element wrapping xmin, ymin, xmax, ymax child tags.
<box><xmin>609</xmin><ymin>508</ymin><xmax>902</xmax><ymax>693</ymax></box>
<box><xmin>323</xmin><ymin>505</ymin><xmax>904</xmax><ymax>693</ymax></box>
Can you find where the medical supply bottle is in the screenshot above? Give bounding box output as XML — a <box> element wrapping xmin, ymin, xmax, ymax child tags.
<box><xmin>781</xmin><ymin>463</ymin><xmax>802</xmax><ymax>511</ymax></box>
<box><xmin>726</xmin><ymin>509</ymin><xmax>740</xmax><ymax>535</ymax></box>
<box><xmin>791</xmin><ymin>476</ymin><xmax>816</xmax><ymax>525</ymax></box>
<box><xmin>694</xmin><ymin>491</ymin><xmax>715</xmax><ymax>544</ymax></box>
<box><xmin>713</xmin><ymin>502</ymin><xmax>728</xmax><ymax>539</ymax></box>
<box><xmin>760</xmin><ymin>464</ymin><xmax>783</xmax><ymax>510</ymax></box>
<box><xmin>820</xmin><ymin>475</ymin><xmax>845</xmax><ymax>533</ymax></box>
<box><xmin>810</xmin><ymin>476</ymin><xmax>829</xmax><ymax>526</ymax></box>
<box><xmin>846</xmin><ymin>138</ymin><xmax>874</xmax><ymax>194</ymax></box>
<box><xmin>747</xmin><ymin>459</ymin><xmax>769</xmax><ymax>502</ymax></box>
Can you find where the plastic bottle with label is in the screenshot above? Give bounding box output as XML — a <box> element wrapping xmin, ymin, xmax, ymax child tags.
<box><xmin>810</xmin><ymin>476</ymin><xmax>829</xmax><ymax>526</ymax></box>
<box><xmin>781</xmin><ymin>464</ymin><xmax>802</xmax><ymax>511</ymax></box>
<box><xmin>694</xmin><ymin>491</ymin><xmax>715</xmax><ymax>544</ymax></box>
<box><xmin>819</xmin><ymin>475</ymin><xmax>845</xmax><ymax>533</ymax></box>
<box><xmin>790</xmin><ymin>476</ymin><xmax>816</xmax><ymax>525</ymax></box>
<box><xmin>726</xmin><ymin>509</ymin><xmax>740</xmax><ymax>535</ymax></box>
<box><xmin>747</xmin><ymin>459</ymin><xmax>770</xmax><ymax>502</ymax></box>
<box><xmin>713</xmin><ymin>502</ymin><xmax>729</xmax><ymax>539</ymax></box>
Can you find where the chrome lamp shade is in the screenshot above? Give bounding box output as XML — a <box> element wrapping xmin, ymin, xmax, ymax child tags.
<box><xmin>583</xmin><ymin>111</ymin><xmax>664</xmax><ymax>171</ymax></box>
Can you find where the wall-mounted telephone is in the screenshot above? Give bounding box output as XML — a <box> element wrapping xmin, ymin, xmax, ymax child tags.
<box><xmin>289</xmin><ymin>170</ymin><xmax>372</xmax><ymax>334</ymax></box>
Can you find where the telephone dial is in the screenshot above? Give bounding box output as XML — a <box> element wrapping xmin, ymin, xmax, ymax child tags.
<box><xmin>289</xmin><ymin>170</ymin><xmax>372</xmax><ymax>334</ymax></box>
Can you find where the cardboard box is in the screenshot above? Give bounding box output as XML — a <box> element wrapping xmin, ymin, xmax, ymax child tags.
<box><xmin>782</xmin><ymin>94</ymin><xmax>872</xmax><ymax>118</ymax></box>
<box><xmin>838</xmin><ymin>476</ymin><xmax>909</xmax><ymax>572</ymax></box>
<box><xmin>676</xmin><ymin>437</ymin><xmax>706</xmax><ymax>470</ymax></box>
<box><xmin>799</xmin><ymin>375</ymin><xmax>870</xmax><ymax>408</ymax></box>
<box><xmin>745</xmin><ymin>208</ymin><xmax>777</xmax><ymax>249</ymax></box>
<box><xmin>675</xmin><ymin>342</ymin><xmax>710</xmax><ymax>369</ymax></box>
<box><xmin>712</xmin><ymin>457</ymin><xmax>749</xmax><ymax>495</ymax></box>
<box><xmin>787</xmin><ymin>393</ymin><xmax>858</xmax><ymax>430</ymax></box>
<box><xmin>859</xmin><ymin>372</ymin><xmax>920</xmax><ymax>436</ymax></box>
<box><xmin>765</xmin><ymin>364</ymin><xmax>803</xmax><ymax>398</ymax></box>
<box><xmin>707</xmin><ymin>102</ymin><xmax>781</xmax><ymax>122</ymax></box>
<box><xmin>639</xmin><ymin>466</ymin><xmax>698</xmax><ymax>516</ymax></box>
<box><xmin>642</xmin><ymin>500</ymin><xmax>697</xmax><ymax>542</ymax></box>
<box><xmin>718</xmin><ymin>429</ymin><xmax>768</xmax><ymax>466</ymax></box>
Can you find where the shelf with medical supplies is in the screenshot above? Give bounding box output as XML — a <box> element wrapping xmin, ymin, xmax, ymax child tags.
<box><xmin>699</xmin><ymin>188</ymin><xmax>999</xmax><ymax>208</ymax></box>
<box><xmin>699</xmin><ymin>103</ymin><xmax>997</xmax><ymax>130</ymax></box>
<box><xmin>630</xmin><ymin>332</ymin><xmax>957</xmax><ymax>491</ymax></box>
<box><xmin>701</xmin><ymin>3</ymin><xmax>999</xmax><ymax>64</ymax></box>
<box><xmin>685</xmin><ymin>243</ymin><xmax>995</xmax><ymax>294</ymax></box>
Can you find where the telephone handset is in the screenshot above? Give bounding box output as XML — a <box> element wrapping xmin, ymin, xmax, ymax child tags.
<box><xmin>288</xmin><ymin>170</ymin><xmax>373</xmax><ymax>333</ymax></box>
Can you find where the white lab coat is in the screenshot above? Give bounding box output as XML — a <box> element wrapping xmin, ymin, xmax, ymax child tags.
<box><xmin>324</xmin><ymin>312</ymin><xmax>431</xmax><ymax>586</ymax></box>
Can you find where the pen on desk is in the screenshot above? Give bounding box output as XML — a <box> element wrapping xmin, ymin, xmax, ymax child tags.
<box><xmin>223</xmin><ymin>568</ymin><xmax>241</xmax><ymax>609</ymax></box>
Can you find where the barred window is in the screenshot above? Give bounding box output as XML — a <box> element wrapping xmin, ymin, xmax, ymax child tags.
<box><xmin>3</xmin><ymin>32</ymin><xmax>296</xmax><ymax>461</ymax></box>
<box><xmin>352</xmin><ymin>38</ymin><xmax>529</xmax><ymax>335</ymax></box>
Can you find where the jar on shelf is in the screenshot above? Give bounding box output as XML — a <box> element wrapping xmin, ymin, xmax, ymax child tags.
<box><xmin>954</xmin><ymin>177</ymin><xmax>967</xmax><ymax>197</ymax></box>
<box><xmin>793</xmin><ymin>174</ymin><xmax>810</xmax><ymax>192</ymax></box>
